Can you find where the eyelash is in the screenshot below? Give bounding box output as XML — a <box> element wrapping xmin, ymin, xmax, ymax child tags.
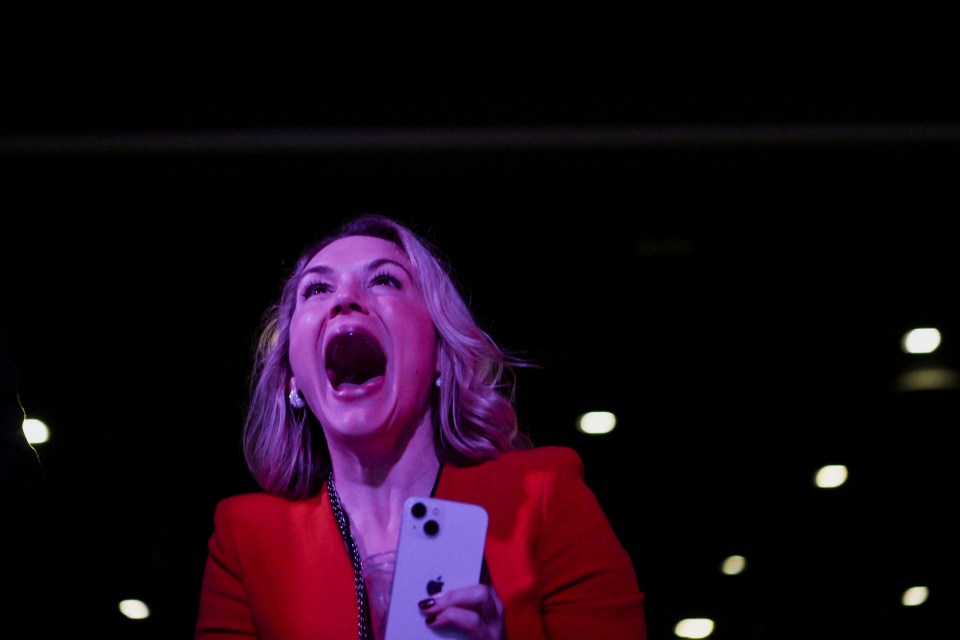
<box><xmin>301</xmin><ymin>280</ymin><xmax>331</xmax><ymax>299</ymax></box>
<box><xmin>301</xmin><ymin>271</ymin><xmax>401</xmax><ymax>299</ymax></box>
<box><xmin>370</xmin><ymin>270</ymin><xmax>401</xmax><ymax>288</ymax></box>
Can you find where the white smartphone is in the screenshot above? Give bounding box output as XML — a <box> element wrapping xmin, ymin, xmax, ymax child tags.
<box><xmin>382</xmin><ymin>496</ymin><xmax>489</xmax><ymax>640</ymax></box>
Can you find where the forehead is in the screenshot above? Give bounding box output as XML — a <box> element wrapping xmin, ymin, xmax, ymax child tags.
<box><xmin>306</xmin><ymin>235</ymin><xmax>410</xmax><ymax>271</ymax></box>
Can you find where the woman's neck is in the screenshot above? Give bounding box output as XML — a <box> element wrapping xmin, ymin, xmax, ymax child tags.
<box><xmin>327</xmin><ymin>422</ymin><xmax>440</xmax><ymax>558</ymax></box>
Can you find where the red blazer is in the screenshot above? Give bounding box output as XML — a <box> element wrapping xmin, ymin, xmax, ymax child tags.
<box><xmin>195</xmin><ymin>446</ymin><xmax>646</xmax><ymax>639</ymax></box>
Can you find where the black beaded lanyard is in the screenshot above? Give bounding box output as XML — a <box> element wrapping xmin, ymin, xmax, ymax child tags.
<box><xmin>327</xmin><ymin>470</ymin><xmax>372</xmax><ymax>640</ymax></box>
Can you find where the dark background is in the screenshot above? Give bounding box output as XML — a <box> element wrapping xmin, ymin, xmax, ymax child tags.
<box><xmin>2</xmin><ymin>8</ymin><xmax>960</xmax><ymax>639</ymax></box>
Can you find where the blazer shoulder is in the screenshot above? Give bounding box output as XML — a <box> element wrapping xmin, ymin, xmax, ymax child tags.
<box><xmin>212</xmin><ymin>491</ymin><xmax>300</xmax><ymax>525</ymax></box>
<box><xmin>448</xmin><ymin>446</ymin><xmax>585</xmax><ymax>489</ymax></box>
<box><xmin>496</xmin><ymin>445</ymin><xmax>584</xmax><ymax>475</ymax></box>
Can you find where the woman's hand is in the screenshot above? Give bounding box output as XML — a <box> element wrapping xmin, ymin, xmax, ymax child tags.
<box><xmin>417</xmin><ymin>584</ymin><xmax>505</xmax><ymax>640</ymax></box>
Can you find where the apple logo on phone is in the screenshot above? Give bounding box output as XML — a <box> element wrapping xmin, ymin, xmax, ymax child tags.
<box><xmin>427</xmin><ymin>576</ymin><xmax>444</xmax><ymax>596</ymax></box>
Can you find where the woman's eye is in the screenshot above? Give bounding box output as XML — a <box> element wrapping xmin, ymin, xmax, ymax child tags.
<box><xmin>302</xmin><ymin>281</ymin><xmax>331</xmax><ymax>298</ymax></box>
<box><xmin>370</xmin><ymin>271</ymin><xmax>401</xmax><ymax>288</ymax></box>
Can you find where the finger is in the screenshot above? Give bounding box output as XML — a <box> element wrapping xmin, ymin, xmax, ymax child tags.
<box><xmin>419</xmin><ymin>585</ymin><xmax>505</xmax><ymax>640</ymax></box>
<box><xmin>419</xmin><ymin>584</ymin><xmax>493</xmax><ymax>613</ymax></box>
<box><xmin>425</xmin><ymin>605</ymin><xmax>481</xmax><ymax>631</ymax></box>
<box><xmin>428</xmin><ymin>607</ymin><xmax>510</xmax><ymax>640</ymax></box>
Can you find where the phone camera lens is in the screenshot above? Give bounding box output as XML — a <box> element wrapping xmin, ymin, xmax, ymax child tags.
<box><xmin>411</xmin><ymin>502</ymin><xmax>427</xmax><ymax>518</ymax></box>
<box><xmin>424</xmin><ymin>520</ymin><xmax>439</xmax><ymax>536</ymax></box>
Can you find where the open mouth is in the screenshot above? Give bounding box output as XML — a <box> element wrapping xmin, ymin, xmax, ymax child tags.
<box><xmin>324</xmin><ymin>329</ymin><xmax>387</xmax><ymax>389</ymax></box>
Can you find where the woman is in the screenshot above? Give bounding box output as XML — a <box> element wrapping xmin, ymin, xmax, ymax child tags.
<box><xmin>195</xmin><ymin>214</ymin><xmax>646</xmax><ymax>639</ymax></box>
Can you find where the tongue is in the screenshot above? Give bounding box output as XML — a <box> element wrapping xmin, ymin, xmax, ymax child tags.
<box><xmin>326</xmin><ymin>332</ymin><xmax>387</xmax><ymax>388</ymax></box>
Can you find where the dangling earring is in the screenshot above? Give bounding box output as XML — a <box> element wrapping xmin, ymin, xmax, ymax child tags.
<box><xmin>435</xmin><ymin>377</ymin><xmax>442</xmax><ymax>388</ymax></box>
<box><xmin>288</xmin><ymin>388</ymin><xmax>306</xmax><ymax>409</ymax></box>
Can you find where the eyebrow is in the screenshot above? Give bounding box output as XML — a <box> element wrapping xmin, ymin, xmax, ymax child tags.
<box><xmin>299</xmin><ymin>258</ymin><xmax>413</xmax><ymax>282</ymax></box>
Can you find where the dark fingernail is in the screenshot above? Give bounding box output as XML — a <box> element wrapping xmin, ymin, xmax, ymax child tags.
<box><xmin>425</xmin><ymin>614</ymin><xmax>437</xmax><ymax>625</ymax></box>
<box><xmin>418</xmin><ymin>598</ymin><xmax>435</xmax><ymax>609</ymax></box>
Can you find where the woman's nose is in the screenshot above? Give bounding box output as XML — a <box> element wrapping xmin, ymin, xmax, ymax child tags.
<box><xmin>330</xmin><ymin>284</ymin><xmax>367</xmax><ymax>317</ymax></box>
